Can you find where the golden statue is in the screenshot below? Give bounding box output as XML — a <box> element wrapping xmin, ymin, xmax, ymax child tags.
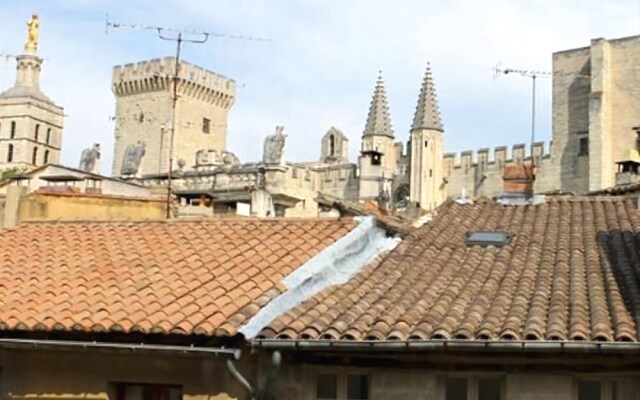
<box><xmin>24</xmin><ymin>14</ymin><xmax>39</xmax><ymax>53</ymax></box>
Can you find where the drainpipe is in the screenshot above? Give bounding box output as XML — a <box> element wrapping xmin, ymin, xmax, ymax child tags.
<box><xmin>226</xmin><ymin>350</ymin><xmax>282</xmax><ymax>400</ymax></box>
<box><xmin>226</xmin><ymin>350</ymin><xmax>255</xmax><ymax>400</ymax></box>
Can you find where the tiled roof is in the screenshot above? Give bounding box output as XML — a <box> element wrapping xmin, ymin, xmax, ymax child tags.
<box><xmin>590</xmin><ymin>182</ymin><xmax>640</xmax><ymax>196</ymax></box>
<box><xmin>262</xmin><ymin>197</ymin><xmax>640</xmax><ymax>342</ymax></box>
<box><xmin>0</xmin><ymin>218</ymin><xmax>357</xmax><ymax>338</ymax></box>
<box><xmin>315</xmin><ymin>193</ymin><xmax>417</xmax><ymax>236</ymax></box>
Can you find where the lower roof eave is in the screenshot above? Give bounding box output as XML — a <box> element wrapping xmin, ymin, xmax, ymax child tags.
<box><xmin>251</xmin><ymin>339</ymin><xmax>640</xmax><ymax>354</ymax></box>
<box><xmin>0</xmin><ymin>337</ymin><xmax>242</xmax><ymax>358</ymax></box>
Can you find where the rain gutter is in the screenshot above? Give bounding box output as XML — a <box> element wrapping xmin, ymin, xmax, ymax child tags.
<box><xmin>0</xmin><ymin>338</ymin><xmax>240</xmax><ymax>356</ymax></box>
<box><xmin>251</xmin><ymin>339</ymin><xmax>640</xmax><ymax>354</ymax></box>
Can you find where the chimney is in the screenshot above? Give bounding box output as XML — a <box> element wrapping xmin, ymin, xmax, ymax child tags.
<box><xmin>502</xmin><ymin>164</ymin><xmax>535</xmax><ymax>197</ymax></box>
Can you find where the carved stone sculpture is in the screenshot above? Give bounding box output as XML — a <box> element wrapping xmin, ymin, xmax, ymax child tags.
<box><xmin>196</xmin><ymin>149</ymin><xmax>210</xmax><ymax>165</ymax></box>
<box><xmin>120</xmin><ymin>141</ymin><xmax>146</xmax><ymax>176</ymax></box>
<box><xmin>222</xmin><ymin>151</ymin><xmax>240</xmax><ymax>165</ymax></box>
<box><xmin>79</xmin><ymin>143</ymin><xmax>101</xmax><ymax>174</ymax></box>
<box><xmin>262</xmin><ymin>125</ymin><xmax>286</xmax><ymax>165</ymax></box>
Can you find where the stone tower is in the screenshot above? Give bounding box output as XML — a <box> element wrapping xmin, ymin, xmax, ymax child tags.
<box><xmin>320</xmin><ymin>127</ymin><xmax>349</xmax><ymax>163</ymax></box>
<box><xmin>358</xmin><ymin>72</ymin><xmax>397</xmax><ymax>200</ymax></box>
<box><xmin>551</xmin><ymin>35</ymin><xmax>640</xmax><ymax>193</ymax></box>
<box><xmin>0</xmin><ymin>15</ymin><xmax>64</xmax><ymax>170</ymax></box>
<box><xmin>111</xmin><ymin>57</ymin><xmax>235</xmax><ymax>177</ymax></box>
<box><xmin>409</xmin><ymin>64</ymin><xmax>444</xmax><ymax>210</ymax></box>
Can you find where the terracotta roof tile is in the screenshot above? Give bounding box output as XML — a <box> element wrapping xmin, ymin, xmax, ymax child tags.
<box><xmin>263</xmin><ymin>197</ymin><xmax>640</xmax><ymax>343</ymax></box>
<box><xmin>0</xmin><ymin>218</ymin><xmax>357</xmax><ymax>338</ymax></box>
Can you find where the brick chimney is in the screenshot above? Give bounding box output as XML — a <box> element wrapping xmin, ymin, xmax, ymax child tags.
<box><xmin>503</xmin><ymin>164</ymin><xmax>535</xmax><ymax>197</ymax></box>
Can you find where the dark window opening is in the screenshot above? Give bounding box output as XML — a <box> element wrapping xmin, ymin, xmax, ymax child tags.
<box><xmin>445</xmin><ymin>378</ymin><xmax>467</xmax><ymax>400</ymax></box>
<box><xmin>138</xmin><ymin>113</ymin><xmax>145</xmax><ymax>123</ymax></box>
<box><xmin>316</xmin><ymin>374</ymin><xmax>338</xmax><ymax>399</ymax></box>
<box><xmin>425</xmin><ymin>140</ymin><xmax>429</xmax><ymax>147</ymax></box>
<box><xmin>46</xmin><ymin>128</ymin><xmax>51</xmax><ymax>144</ymax></box>
<box><xmin>10</xmin><ymin>121</ymin><xmax>16</xmax><ymax>139</ymax></box>
<box><xmin>429</xmin><ymin>169</ymin><xmax>433</xmax><ymax>177</ymax></box>
<box><xmin>34</xmin><ymin>124</ymin><xmax>40</xmax><ymax>141</ymax></box>
<box><xmin>329</xmin><ymin>134</ymin><xmax>335</xmax><ymax>156</ymax></box>
<box><xmin>7</xmin><ymin>144</ymin><xmax>13</xmax><ymax>162</ymax></box>
<box><xmin>478</xmin><ymin>378</ymin><xmax>501</xmax><ymax>400</ymax></box>
<box><xmin>579</xmin><ymin>137</ymin><xmax>589</xmax><ymax>156</ymax></box>
<box><xmin>371</xmin><ymin>154</ymin><xmax>382</xmax><ymax>166</ymax></box>
<box><xmin>115</xmin><ymin>383</ymin><xmax>182</xmax><ymax>400</ymax></box>
<box><xmin>44</xmin><ymin>150</ymin><xmax>50</xmax><ymax>164</ymax></box>
<box><xmin>202</xmin><ymin>118</ymin><xmax>211</xmax><ymax>134</ymax></box>
<box><xmin>347</xmin><ymin>375</ymin><xmax>369</xmax><ymax>400</ymax></box>
<box><xmin>32</xmin><ymin>147</ymin><xmax>38</xmax><ymax>165</ymax></box>
<box><xmin>578</xmin><ymin>381</ymin><xmax>601</xmax><ymax>400</ymax></box>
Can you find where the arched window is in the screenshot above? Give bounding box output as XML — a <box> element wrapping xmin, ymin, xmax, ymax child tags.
<box><xmin>44</xmin><ymin>150</ymin><xmax>50</xmax><ymax>164</ymax></box>
<box><xmin>32</xmin><ymin>147</ymin><xmax>38</xmax><ymax>165</ymax></box>
<box><xmin>7</xmin><ymin>144</ymin><xmax>13</xmax><ymax>162</ymax></box>
<box><xmin>10</xmin><ymin>121</ymin><xmax>16</xmax><ymax>139</ymax></box>
<box><xmin>329</xmin><ymin>134</ymin><xmax>335</xmax><ymax>156</ymax></box>
<box><xmin>35</xmin><ymin>124</ymin><xmax>40</xmax><ymax>141</ymax></box>
<box><xmin>46</xmin><ymin>128</ymin><xmax>51</xmax><ymax>144</ymax></box>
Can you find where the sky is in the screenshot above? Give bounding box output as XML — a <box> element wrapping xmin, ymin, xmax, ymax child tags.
<box><xmin>1</xmin><ymin>0</ymin><xmax>639</xmax><ymax>174</ymax></box>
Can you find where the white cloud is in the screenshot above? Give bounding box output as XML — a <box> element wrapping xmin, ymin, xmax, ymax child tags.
<box><xmin>1</xmin><ymin>0</ymin><xmax>639</xmax><ymax>173</ymax></box>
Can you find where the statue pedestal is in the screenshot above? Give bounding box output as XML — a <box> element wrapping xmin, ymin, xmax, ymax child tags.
<box><xmin>15</xmin><ymin>54</ymin><xmax>43</xmax><ymax>89</ymax></box>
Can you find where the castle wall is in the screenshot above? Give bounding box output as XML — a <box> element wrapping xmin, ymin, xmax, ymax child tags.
<box><xmin>284</xmin><ymin>162</ymin><xmax>358</xmax><ymax>217</ymax></box>
<box><xmin>111</xmin><ymin>57</ymin><xmax>235</xmax><ymax>177</ymax></box>
<box><xmin>443</xmin><ymin>142</ymin><xmax>553</xmax><ymax>199</ymax></box>
<box><xmin>552</xmin><ymin>35</ymin><xmax>640</xmax><ymax>193</ymax></box>
<box><xmin>359</xmin><ymin>136</ymin><xmax>397</xmax><ymax>200</ymax></box>
<box><xmin>603</xmin><ymin>37</ymin><xmax>640</xmax><ymax>188</ymax></box>
<box><xmin>551</xmin><ymin>45</ymin><xmax>591</xmax><ymax>193</ymax></box>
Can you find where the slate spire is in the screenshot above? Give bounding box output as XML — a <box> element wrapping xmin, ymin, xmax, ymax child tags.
<box><xmin>411</xmin><ymin>63</ymin><xmax>443</xmax><ymax>132</ymax></box>
<box><xmin>363</xmin><ymin>71</ymin><xmax>394</xmax><ymax>138</ymax></box>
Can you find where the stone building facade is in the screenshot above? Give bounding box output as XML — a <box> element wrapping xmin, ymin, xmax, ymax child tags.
<box><xmin>111</xmin><ymin>57</ymin><xmax>235</xmax><ymax>177</ymax></box>
<box><xmin>0</xmin><ymin>18</ymin><xmax>64</xmax><ymax>171</ymax></box>
<box><xmin>352</xmin><ymin>34</ymin><xmax>640</xmax><ymax>211</ymax></box>
<box><xmin>109</xmin><ymin>34</ymin><xmax>640</xmax><ymax>217</ymax></box>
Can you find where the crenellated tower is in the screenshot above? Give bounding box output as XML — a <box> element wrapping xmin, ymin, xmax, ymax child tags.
<box><xmin>358</xmin><ymin>72</ymin><xmax>397</xmax><ymax>200</ymax></box>
<box><xmin>409</xmin><ymin>63</ymin><xmax>445</xmax><ymax>210</ymax></box>
<box><xmin>111</xmin><ymin>57</ymin><xmax>235</xmax><ymax>177</ymax></box>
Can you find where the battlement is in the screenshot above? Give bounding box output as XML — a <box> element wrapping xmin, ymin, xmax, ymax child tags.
<box><xmin>443</xmin><ymin>141</ymin><xmax>553</xmax><ymax>169</ymax></box>
<box><xmin>112</xmin><ymin>57</ymin><xmax>236</xmax><ymax>99</ymax></box>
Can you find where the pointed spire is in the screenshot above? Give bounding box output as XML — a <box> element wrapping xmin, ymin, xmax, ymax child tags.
<box><xmin>412</xmin><ymin>63</ymin><xmax>443</xmax><ymax>132</ymax></box>
<box><xmin>363</xmin><ymin>71</ymin><xmax>394</xmax><ymax>138</ymax></box>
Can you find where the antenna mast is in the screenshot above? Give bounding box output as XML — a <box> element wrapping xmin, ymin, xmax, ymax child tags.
<box><xmin>106</xmin><ymin>15</ymin><xmax>269</xmax><ymax>219</ymax></box>
<box><xmin>493</xmin><ymin>65</ymin><xmax>552</xmax><ymax>168</ymax></box>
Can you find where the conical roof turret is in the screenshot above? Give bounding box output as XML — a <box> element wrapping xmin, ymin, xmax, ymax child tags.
<box><xmin>411</xmin><ymin>63</ymin><xmax>443</xmax><ymax>132</ymax></box>
<box><xmin>363</xmin><ymin>71</ymin><xmax>394</xmax><ymax>138</ymax></box>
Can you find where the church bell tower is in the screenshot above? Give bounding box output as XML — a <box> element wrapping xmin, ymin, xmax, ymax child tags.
<box><xmin>409</xmin><ymin>63</ymin><xmax>445</xmax><ymax>210</ymax></box>
<box><xmin>0</xmin><ymin>14</ymin><xmax>64</xmax><ymax>170</ymax></box>
<box><xmin>358</xmin><ymin>72</ymin><xmax>397</xmax><ymax>200</ymax></box>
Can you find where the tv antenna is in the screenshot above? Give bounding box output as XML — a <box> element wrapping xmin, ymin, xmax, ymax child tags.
<box><xmin>493</xmin><ymin>63</ymin><xmax>591</xmax><ymax>167</ymax></box>
<box><xmin>493</xmin><ymin>64</ymin><xmax>556</xmax><ymax>168</ymax></box>
<box><xmin>106</xmin><ymin>15</ymin><xmax>269</xmax><ymax>218</ymax></box>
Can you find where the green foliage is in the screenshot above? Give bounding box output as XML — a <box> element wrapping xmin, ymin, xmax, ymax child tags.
<box><xmin>0</xmin><ymin>167</ymin><xmax>26</xmax><ymax>184</ymax></box>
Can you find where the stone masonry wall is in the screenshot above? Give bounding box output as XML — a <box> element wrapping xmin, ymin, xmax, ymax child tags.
<box><xmin>0</xmin><ymin>99</ymin><xmax>63</xmax><ymax>169</ymax></box>
<box><xmin>112</xmin><ymin>57</ymin><xmax>235</xmax><ymax>177</ymax></box>
<box><xmin>272</xmin><ymin>361</ymin><xmax>640</xmax><ymax>400</ymax></box>
<box><xmin>0</xmin><ymin>348</ymin><xmax>245</xmax><ymax>400</ymax></box>
<box><xmin>443</xmin><ymin>141</ymin><xmax>554</xmax><ymax>199</ymax></box>
<box><xmin>552</xmin><ymin>35</ymin><xmax>640</xmax><ymax>193</ymax></box>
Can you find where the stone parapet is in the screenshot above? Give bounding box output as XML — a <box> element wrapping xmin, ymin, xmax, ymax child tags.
<box><xmin>443</xmin><ymin>141</ymin><xmax>552</xmax><ymax>170</ymax></box>
<box><xmin>112</xmin><ymin>57</ymin><xmax>235</xmax><ymax>108</ymax></box>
